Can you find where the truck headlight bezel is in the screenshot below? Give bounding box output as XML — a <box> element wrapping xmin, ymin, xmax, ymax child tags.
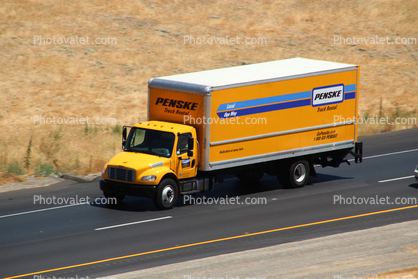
<box><xmin>141</xmin><ymin>175</ymin><xmax>157</xmax><ymax>181</ymax></box>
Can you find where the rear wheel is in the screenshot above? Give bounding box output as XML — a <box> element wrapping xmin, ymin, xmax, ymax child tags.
<box><xmin>153</xmin><ymin>178</ymin><xmax>178</xmax><ymax>210</ymax></box>
<box><xmin>278</xmin><ymin>160</ymin><xmax>309</xmax><ymax>188</ymax></box>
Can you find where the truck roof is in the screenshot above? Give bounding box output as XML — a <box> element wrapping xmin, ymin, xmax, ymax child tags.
<box><xmin>133</xmin><ymin>121</ymin><xmax>192</xmax><ymax>134</ymax></box>
<box><xmin>149</xmin><ymin>57</ymin><xmax>357</xmax><ymax>92</ymax></box>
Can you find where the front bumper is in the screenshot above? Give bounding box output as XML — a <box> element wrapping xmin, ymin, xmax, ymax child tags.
<box><xmin>100</xmin><ymin>178</ymin><xmax>157</xmax><ymax>198</ymax></box>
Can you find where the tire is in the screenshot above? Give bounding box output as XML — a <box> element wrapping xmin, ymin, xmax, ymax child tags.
<box><xmin>153</xmin><ymin>178</ymin><xmax>178</xmax><ymax>210</ymax></box>
<box><xmin>278</xmin><ymin>160</ymin><xmax>309</xmax><ymax>188</ymax></box>
<box><xmin>103</xmin><ymin>191</ymin><xmax>125</xmax><ymax>204</ymax></box>
<box><xmin>236</xmin><ymin>170</ymin><xmax>264</xmax><ymax>183</ymax></box>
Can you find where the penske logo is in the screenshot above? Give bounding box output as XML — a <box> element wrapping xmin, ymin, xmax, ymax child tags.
<box><xmin>155</xmin><ymin>98</ymin><xmax>198</xmax><ymax>111</ymax></box>
<box><xmin>312</xmin><ymin>84</ymin><xmax>344</xmax><ymax>107</ymax></box>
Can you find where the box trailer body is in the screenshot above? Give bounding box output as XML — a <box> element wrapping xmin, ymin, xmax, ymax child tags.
<box><xmin>100</xmin><ymin>58</ymin><xmax>363</xmax><ymax>209</ymax></box>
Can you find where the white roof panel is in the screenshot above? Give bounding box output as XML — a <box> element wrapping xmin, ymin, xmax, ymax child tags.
<box><xmin>154</xmin><ymin>58</ymin><xmax>357</xmax><ymax>89</ymax></box>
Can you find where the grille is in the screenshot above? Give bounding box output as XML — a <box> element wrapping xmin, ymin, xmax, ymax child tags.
<box><xmin>107</xmin><ymin>166</ymin><xmax>135</xmax><ymax>182</ymax></box>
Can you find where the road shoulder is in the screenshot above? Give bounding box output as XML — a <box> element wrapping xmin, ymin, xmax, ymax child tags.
<box><xmin>108</xmin><ymin>219</ymin><xmax>418</xmax><ymax>279</ymax></box>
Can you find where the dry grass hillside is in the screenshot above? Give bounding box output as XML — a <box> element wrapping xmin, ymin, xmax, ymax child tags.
<box><xmin>0</xmin><ymin>0</ymin><xmax>417</xmax><ymax>181</ymax></box>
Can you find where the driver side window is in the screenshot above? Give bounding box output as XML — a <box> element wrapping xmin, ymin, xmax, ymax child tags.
<box><xmin>129</xmin><ymin>129</ymin><xmax>145</xmax><ymax>148</ymax></box>
<box><xmin>177</xmin><ymin>133</ymin><xmax>191</xmax><ymax>155</ymax></box>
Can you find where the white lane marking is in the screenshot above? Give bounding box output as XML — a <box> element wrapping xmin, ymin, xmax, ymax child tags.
<box><xmin>0</xmin><ymin>203</ymin><xmax>89</xmax><ymax>219</ymax></box>
<box><xmin>348</xmin><ymin>148</ymin><xmax>418</xmax><ymax>162</ymax></box>
<box><xmin>95</xmin><ymin>216</ymin><xmax>172</xmax><ymax>231</ymax></box>
<box><xmin>315</xmin><ymin>149</ymin><xmax>418</xmax><ymax>166</ymax></box>
<box><xmin>2</xmin><ymin>150</ymin><xmax>417</xmax><ymax>219</ymax></box>
<box><xmin>378</xmin><ymin>175</ymin><xmax>415</xmax><ymax>183</ymax></box>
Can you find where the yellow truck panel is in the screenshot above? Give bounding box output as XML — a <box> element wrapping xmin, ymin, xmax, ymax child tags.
<box><xmin>210</xmin><ymin>70</ymin><xmax>357</xmax><ymax>142</ymax></box>
<box><xmin>149</xmin><ymin>58</ymin><xmax>360</xmax><ymax>171</ymax></box>
<box><xmin>209</xmin><ymin>124</ymin><xmax>355</xmax><ymax>163</ymax></box>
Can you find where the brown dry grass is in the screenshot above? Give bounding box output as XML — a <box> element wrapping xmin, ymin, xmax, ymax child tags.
<box><xmin>374</xmin><ymin>266</ymin><xmax>418</xmax><ymax>278</ymax></box>
<box><xmin>0</xmin><ymin>173</ymin><xmax>26</xmax><ymax>184</ymax></box>
<box><xmin>0</xmin><ymin>0</ymin><xmax>417</xmax><ymax>182</ymax></box>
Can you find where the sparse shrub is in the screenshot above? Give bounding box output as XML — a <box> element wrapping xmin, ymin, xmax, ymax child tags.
<box><xmin>7</xmin><ymin>161</ymin><xmax>25</xmax><ymax>176</ymax></box>
<box><xmin>51</xmin><ymin>127</ymin><xmax>63</xmax><ymax>141</ymax></box>
<box><xmin>75</xmin><ymin>157</ymin><xmax>81</xmax><ymax>170</ymax></box>
<box><xmin>25</xmin><ymin>135</ymin><xmax>33</xmax><ymax>170</ymax></box>
<box><xmin>1</xmin><ymin>144</ymin><xmax>8</xmax><ymax>170</ymax></box>
<box><xmin>112</xmin><ymin>124</ymin><xmax>122</xmax><ymax>134</ymax></box>
<box><xmin>40</xmin><ymin>127</ymin><xmax>63</xmax><ymax>158</ymax></box>
<box><xmin>35</xmin><ymin>162</ymin><xmax>55</xmax><ymax>177</ymax></box>
<box><xmin>362</xmin><ymin>111</ymin><xmax>370</xmax><ymax>121</ymax></box>
<box><xmin>84</xmin><ymin>124</ymin><xmax>99</xmax><ymax>135</ymax></box>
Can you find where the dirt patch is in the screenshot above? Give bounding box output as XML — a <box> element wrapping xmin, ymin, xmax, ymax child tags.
<box><xmin>376</xmin><ymin>267</ymin><xmax>418</xmax><ymax>278</ymax></box>
<box><xmin>0</xmin><ymin>173</ymin><xmax>100</xmax><ymax>193</ymax></box>
<box><xmin>0</xmin><ymin>176</ymin><xmax>65</xmax><ymax>193</ymax></box>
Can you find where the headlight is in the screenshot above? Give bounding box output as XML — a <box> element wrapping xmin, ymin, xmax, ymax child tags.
<box><xmin>102</xmin><ymin>167</ymin><xmax>106</xmax><ymax>175</ymax></box>
<box><xmin>141</xmin><ymin>175</ymin><xmax>157</xmax><ymax>181</ymax></box>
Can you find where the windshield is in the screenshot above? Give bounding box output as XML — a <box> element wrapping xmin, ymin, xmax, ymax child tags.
<box><xmin>124</xmin><ymin>127</ymin><xmax>175</xmax><ymax>158</ymax></box>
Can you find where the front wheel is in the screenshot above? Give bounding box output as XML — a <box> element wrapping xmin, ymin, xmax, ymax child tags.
<box><xmin>153</xmin><ymin>178</ymin><xmax>178</xmax><ymax>210</ymax></box>
<box><xmin>278</xmin><ymin>160</ymin><xmax>310</xmax><ymax>188</ymax></box>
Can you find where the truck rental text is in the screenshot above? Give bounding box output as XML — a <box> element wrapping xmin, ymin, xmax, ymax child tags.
<box><xmin>100</xmin><ymin>58</ymin><xmax>363</xmax><ymax>209</ymax></box>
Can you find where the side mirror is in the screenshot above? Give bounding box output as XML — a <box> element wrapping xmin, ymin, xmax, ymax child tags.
<box><xmin>122</xmin><ymin>126</ymin><xmax>127</xmax><ymax>140</ymax></box>
<box><xmin>121</xmin><ymin>126</ymin><xmax>132</xmax><ymax>150</ymax></box>
<box><xmin>122</xmin><ymin>127</ymin><xmax>128</xmax><ymax>150</ymax></box>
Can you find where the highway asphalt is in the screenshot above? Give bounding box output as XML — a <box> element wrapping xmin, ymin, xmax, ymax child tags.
<box><xmin>1</xmin><ymin>128</ymin><xmax>418</xmax><ymax>278</ymax></box>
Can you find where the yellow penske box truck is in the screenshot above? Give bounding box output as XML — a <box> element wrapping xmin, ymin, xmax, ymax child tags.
<box><xmin>100</xmin><ymin>58</ymin><xmax>363</xmax><ymax>209</ymax></box>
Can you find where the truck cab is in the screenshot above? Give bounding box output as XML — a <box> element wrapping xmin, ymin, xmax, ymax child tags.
<box><xmin>100</xmin><ymin>120</ymin><xmax>206</xmax><ymax>209</ymax></box>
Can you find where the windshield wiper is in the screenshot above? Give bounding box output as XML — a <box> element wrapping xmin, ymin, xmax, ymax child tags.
<box><xmin>139</xmin><ymin>150</ymin><xmax>161</xmax><ymax>156</ymax></box>
<box><xmin>124</xmin><ymin>148</ymin><xmax>166</xmax><ymax>157</ymax></box>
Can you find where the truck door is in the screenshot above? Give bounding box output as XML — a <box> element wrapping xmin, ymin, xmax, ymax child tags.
<box><xmin>176</xmin><ymin>133</ymin><xmax>197</xmax><ymax>179</ymax></box>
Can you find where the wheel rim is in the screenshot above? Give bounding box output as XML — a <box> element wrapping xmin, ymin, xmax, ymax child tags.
<box><xmin>293</xmin><ymin>163</ymin><xmax>306</xmax><ymax>183</ymax></box>
<box><xmin>162</xmin><ymin>185</ymin><xmax>174</xmax><ymax>205</ymax></box>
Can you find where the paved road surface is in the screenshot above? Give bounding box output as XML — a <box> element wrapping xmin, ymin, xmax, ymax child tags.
<box><xmin>1</xmin><ymin>128</ymin><xmax>417</xmax><ymax>278</ymax></box>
